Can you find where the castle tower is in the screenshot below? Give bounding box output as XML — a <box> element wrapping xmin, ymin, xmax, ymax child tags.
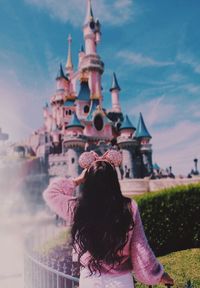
<box><xmin>110</xmin><ymin>72</ymin><xmax>122</xmax><ymax>113</ymax></box>
<box><xmin>51</xmin><ymin>64</ymin><xmax>70</xmax><ymax>127</ymax></box>
<box><xmin>81</xmin><ymin>0</ymin><xmax>104</xmax><ymax>104</ymax></box>
<box><xmin>118</xmin><ymin>115</ymin><xmax>137</xmax><ymax>178</ymax></box>
<box><xmin>84</xmin><ymin>0</ymin><xmax>97</xmax><ymax>55</ymax></box>
<box><xmin>64</xmin><ymin>112</ymin><xmax>86</xmax><ymax>185</ymax></box>
<box><xmin>135</xmin><ymin>113</ymin><xmax>153</xmax><ymax>177</ymax></box>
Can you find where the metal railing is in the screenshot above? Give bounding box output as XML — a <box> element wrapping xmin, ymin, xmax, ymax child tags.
<box><xmin>24</xmin><ymin>225</ymin><xmax>79</xmax><ymax>288</ymax></box>
<box><xmin>24</xmin><ymin>225</ymin><xmax>177</xmax><ymax>288</ymax></box>
<box><xmin>24</xmin><ymin>250</ymin><xmax>79</xmax><ymax>288</ymax></box>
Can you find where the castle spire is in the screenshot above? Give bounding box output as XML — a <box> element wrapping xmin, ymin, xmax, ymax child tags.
<box><xmin>110</xmin><ymin>72</ymin><xmax>121</xmax><ymax>112</ymax></box>
<box><xmin>135</xmin><ymin>113</ymin><xmax>152</xmax><ymax>139</ymax></box>
<box><xmin>120</xmin><ymin>115</ymin><xmax>135</xmax><ymax>131</ymax></box>
<box><xmin>110</xmin><ymin>72</ymin><xmax>121</xmax><ymax>92</ymax></box>
<box><xmin>85</xmin><ymin>0</ymin><xmax>94</xmax><ymax>24</ymax></box>
<box><xmin>56</xmin><ymin>63</ymin><xmax>68</xmax><ymax>80</ymax></box>
<box><xmin>66</xmin><ymin>34</ymin><xmax>73</xmax><ymax>73</ymax></box>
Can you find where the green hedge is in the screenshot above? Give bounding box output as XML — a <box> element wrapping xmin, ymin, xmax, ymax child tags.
<box><xmin>137</xmin><ymin>248</ymin><xmax>200</xmax><ymax>288</ymax></box>
<box><xmin>132</xmin><ymin>183</ymin><xmax>200</xmax><ymax>256</ymax></box>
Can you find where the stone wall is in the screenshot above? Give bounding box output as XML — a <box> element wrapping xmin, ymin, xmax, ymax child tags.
<box><xmin>120</xmin><ymin>177</ymin><xmax>200</xmax><ymax>195</ymax></box>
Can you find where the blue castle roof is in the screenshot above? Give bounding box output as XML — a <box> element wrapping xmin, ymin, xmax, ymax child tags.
<box><xmin>67</xmin><ymin>112</ymin><xmax>84</xmax><ymax>129</ymax></box>
<box><xmin>86</xmin><ymin>99</ymin><xmax>99</xmax><ymax>121</ymax></box>
<box><xmin>135</xmin><ymin>113</ymin><xmax>151</xmax><ymax>139</ymax></box>
<box><xmin>56</xmin><ymin>63</ymin><xmax>68</xmax><ymax>81</ymax></box>
<box><xmin>119</xmin><ymin>115</ymin><xmax>135</xmax><ymax>130</ymax></box>
<box><xmin>110</xmin><ymin>72</ymin><xmax>121</xmax><ymax>92</ymax></box>
<box><xmin>80</xmin><ymin>44</ymin><xmax>85</xmax><ymax>53</ymax></box>
<box><xmin>77</xmin><ymin>81</ymin><xmax>90</xmax><ymax>101</ymax></box>
<box><xmin>153</xmin><ymin>163</ymin><xmax>160</xmax><ymax>170</ymax></box>
<box><xmin>64</xmin><ymin>99</ymin><xmax>75</xmax><ymax>107</ymax></box>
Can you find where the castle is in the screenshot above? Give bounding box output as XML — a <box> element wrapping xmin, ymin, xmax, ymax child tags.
<box><xmin>27</xmin><ymin>0</ymin><xmax>153</xmax><ymax>180</ymax></box>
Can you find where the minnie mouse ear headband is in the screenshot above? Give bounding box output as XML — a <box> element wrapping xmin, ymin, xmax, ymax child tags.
<box><xmin>79</xmin><ymin>150</ymin><xmax>122</xmax><ymax>169</ymax></box>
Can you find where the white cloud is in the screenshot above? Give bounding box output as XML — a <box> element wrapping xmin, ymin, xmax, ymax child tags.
<box><xmin>152</xmin><ymin>120</ymin><xmax>200</xmax><ymax>175</ymax></box>
<box><xmin>126</xmin><ymin>96</ymin><xmax>176</xmax><ymax>127</ymax></box>
<box><xmin>167</xmin><ymin>72</ymin><xmax>186</xmax><ymax>82</ymax></box>
<box><xmin>0</xmin><ymin>68</ymin><xmax>47</xmax><ymax>141</ymax></box>
<box><xmin>24</xmin><ymin>0</ymin><xmax>134</xmax><ymax>26</ymax></box>
<box><xmin>177</xmin><ymin>53</ymin><xmax>200</xmax><ymax>74</ymax></box>
<box><xmin>188</xmin><ymin>103</ymin><xmax>200</xmax><ymax>119</ymax></box>
<box><xmin>125</xmin><ymin>97</ymin><xmax>200</xmax><ymax>175</ymax></box>
<box><xmin>184</xmin><ymin>83</ymin><xmax>200</xmax><ymax>94</ymax></box>
<box><xmin>117</xmin><ymin>51</ymin><xmax>174</xmax><ymax>67</ymax></box>
<box><xmin>152</xmin><ymin>121</ymin><xmax>200</xmax><ymax>151</ymax></box>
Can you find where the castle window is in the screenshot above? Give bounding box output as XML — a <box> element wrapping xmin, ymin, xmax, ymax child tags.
<box><xmin>71</xmin><ymin>157</ymin><xmax>75</xmax><ymax>164</ymax></box>
<box><xmin>94</xmin><ymin>114</ymin><xmax>104</xmax><ymax>131</ymax></box>
<box><xmin>66</xmin><ymin>111</ymin><xmax>68</xmax><ymax>115</ymax></box>
<box><xmin>84</xmin><ymin>105</ymin><xmax>89</xmax><ymax>113</ymax></box>
<box><xmin>69</xmin><ymin>110</ymin><xmax>72</xmax><ymax>115</ymax></box>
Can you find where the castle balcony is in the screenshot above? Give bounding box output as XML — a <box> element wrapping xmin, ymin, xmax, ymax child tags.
<box><xmin>80</xmin><ymin>54</ymin><xmax>104</xmax><ymax>73</ymax></box>
<box><xmin>84</xmin><ymin>135</ymin><xmax>112</xmax><ymax>143</ymax></box>
<box><xmin>140</xmin><ymin>143</ymin><xmax>152</xmax><ymax>152</ymax></box>
<box><xmin>117</xmin><ymin>137</ymin><xmax>138</xmax><ymax>148</ymax></box>
<box><xmin>63</xmin><ymin>135</ymin><xmax>87</xmax><ymax>148</ymax></box>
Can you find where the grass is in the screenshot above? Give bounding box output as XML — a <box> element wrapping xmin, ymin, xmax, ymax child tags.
<box><xmin>136</xmin><ymin>249</ymin><xmax>200</xmax><ymax>288</ymax></box>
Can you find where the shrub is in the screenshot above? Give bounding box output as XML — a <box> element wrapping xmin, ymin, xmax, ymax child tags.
<box><xmin>132</xmin><ymin>183</ymin><xmax>200</xmax><ymax>256</ymax></box>
<box><xmin>136</xmin><ymin>248</ymin><xmax>200</xmax><ymax>288</ymax></box>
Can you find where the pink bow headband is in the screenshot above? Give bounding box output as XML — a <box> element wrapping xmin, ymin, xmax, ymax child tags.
<box><xmin>79</xmin><ymin>150</ymin><xmax>122</xmax><ymax>169</ymax></box>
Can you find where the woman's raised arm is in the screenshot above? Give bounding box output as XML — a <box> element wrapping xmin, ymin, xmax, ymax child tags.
<box><xmin>43</xmin><ymin>177</ymin><xmax>77</xmax><ymax>222</ymax></box>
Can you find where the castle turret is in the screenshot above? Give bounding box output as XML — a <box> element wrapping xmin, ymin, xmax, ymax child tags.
<box><xmin>119</xmin><ymin>115</ymin><xmax>135</xmax><ymax>138</ymax></box>
<box><xmin>63</xmin><ymin>112</ymin><xmax>86</xmax><ymax>184</ymax></box>
<box><xmin>56</xmin><ymin>63</ymin><xmax>69</xmax><ymax>93</ymax></box>
<box><xmin>135</xmin><ymin>113</ymin><xmax>153</xmax><ymax>177</ymax></box>
<box><xmin>117</xmin><ymin>115</ymin><xmax>137</xmax><ymax>178</ymax></box>
<box><xmin>65</xmin><ymin>34</ymin><xmax>74</xmax><ymax>76</ymax></box>
<box><xmin>66</xmin><ymin>112</ymin><xmax>84</xmax><ymax>136</ymax></box>
<box><xmin>84</xmin><ymin>0</ymin><xmax>96</xmax><ymax>55</ymax></box>
<box><xmin>135</xmin><ymin>112</ymin><xmax>152</xmax><ymax>141</ymax></box>
<box><xmin>110</xmin><ymin>72</ymin><xmax>122</xmax><ymax>113</ymax></box>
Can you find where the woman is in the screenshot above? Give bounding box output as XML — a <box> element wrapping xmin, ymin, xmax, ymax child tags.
<box><xmin>43</xmin><ymin>150</ymin><xmax>174</xmax><ymax>288</ymax></box>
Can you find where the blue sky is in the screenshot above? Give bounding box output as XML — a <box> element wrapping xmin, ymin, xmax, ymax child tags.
<box><xmin>0</xmin><ymin>0</ymin><xmax>200</xmax><ymax>175</ymax></box>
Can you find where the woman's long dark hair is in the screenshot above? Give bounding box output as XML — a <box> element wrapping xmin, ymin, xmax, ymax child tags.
<box><xmin>71</xmin><ymin>161</ymin><xmax>134</xmax><ymax>274</ymax></box>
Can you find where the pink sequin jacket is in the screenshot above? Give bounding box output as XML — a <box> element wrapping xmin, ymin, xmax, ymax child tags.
<box><xmin>43</xmin><ymin>177</ymin><xmax>164</xmax><ymax>285</ymax></box>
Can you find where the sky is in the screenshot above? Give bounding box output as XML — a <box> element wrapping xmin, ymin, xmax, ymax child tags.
<box><xmin>0</xmin><ymin>0</ymin><xmax>200</xmax><ymax>175</ymax></box>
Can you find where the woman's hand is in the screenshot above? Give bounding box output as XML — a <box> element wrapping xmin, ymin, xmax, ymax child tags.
<box><xmin>160</xmin><ymin>272</ymin><xmax>174</xmax><ymax>286</ymax></box>
<box><xmin>73</xmin><ymin>169</ymin><xmax>87</xmax><ymax>186</ymax></box>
